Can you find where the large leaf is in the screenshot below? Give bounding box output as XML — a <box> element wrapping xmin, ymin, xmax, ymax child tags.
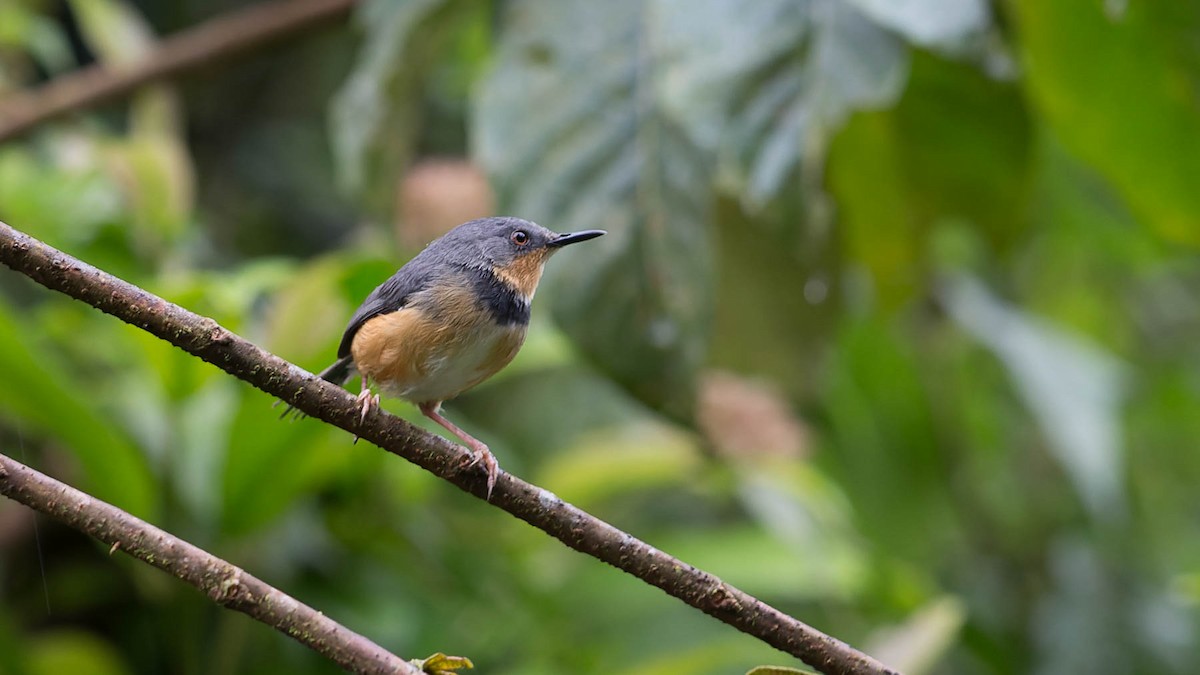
<box><xmin>653</xmin><ymin>0</ymin><xmax>910</xmax><ymax>210</ymax></box>
<box><xmin>1010</xmin><ymin>0</ymin><xmax>1200</xmax><ymax>245</ymax></box>
<box><xmin>475</xmin><ymin>0</ymin><xmax>714</xmax><ymax>419</ymax></box>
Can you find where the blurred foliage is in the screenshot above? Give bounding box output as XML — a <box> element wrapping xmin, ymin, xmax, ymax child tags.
<box><xmin>0</xmin><ymin>0</ymin><xmax>1199</xmax><ymax>674</ymax></box>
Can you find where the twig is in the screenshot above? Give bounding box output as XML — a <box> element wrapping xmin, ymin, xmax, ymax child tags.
<box><xmin>0</xmin><ymin>453</ymin><xmax>420</xmax><ymax>675</ymax></box>
<box><xmin>0</xmin><ymin>0</ymin><xmax>358</xmax><ymax>142</ymax></box>
<box><xmin>0</xmin><ymin>220</ymin><xmax>900</xmax><ymax>675</ymax></box>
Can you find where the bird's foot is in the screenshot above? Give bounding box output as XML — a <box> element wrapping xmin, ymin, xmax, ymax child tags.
<box><xmin>461</xmin><ymin>441</ymin><xmax>499</xmax><ymax>500</ymax></box>
<box><xmin>351</xmin><ymin>388</ymin><xmax>380</xmax><ymax>443</ymax></box>
<box><xmin>356</xmin><ymin>388</ymin><xmax>380</xmax><ymax>424</ymax></box>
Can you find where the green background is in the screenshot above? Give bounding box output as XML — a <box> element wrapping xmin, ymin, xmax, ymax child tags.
<box><xmin>1</xmin><ymin>0</ymin><xmax>1198</xmax><ymax>673</ymax></box>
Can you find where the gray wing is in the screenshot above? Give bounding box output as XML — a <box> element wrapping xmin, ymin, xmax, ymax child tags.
<box><xmin>336</xmin><ymin>264</ymin><xmax>435</xmax><ymax>358</ymax></box>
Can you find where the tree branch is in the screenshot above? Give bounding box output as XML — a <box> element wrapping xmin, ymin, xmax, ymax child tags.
<box><xmin>0</xmin><ymin>0</ymin><xmax>358</xmax><ymax>142</ymax></box>
<box><xmin>0</xmin><ymin>220</ymin><xmax>899</xmax><ymax>675</ymax></box>
<box><xmin>0</xmin><ymin>453</ymin><xmax>420</xmax><ymax>675</ymax></box>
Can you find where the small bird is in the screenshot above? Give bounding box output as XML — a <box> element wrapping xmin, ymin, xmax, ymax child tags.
<box><xmin>300</xmin><ymin>216</ymin><xmax>604</xmax><ymax>497</ymax></box>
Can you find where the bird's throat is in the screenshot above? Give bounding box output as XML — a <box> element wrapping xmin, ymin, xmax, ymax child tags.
<box><xmin>492</xmin><ymin>249</ymin><xmax>550</xmax><ymax>298</ymax></box>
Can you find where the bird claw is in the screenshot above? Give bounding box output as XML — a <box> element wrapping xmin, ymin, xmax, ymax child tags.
<box><xmin>355</xmin><ymin>389</ymin><xmax>380</xmax><ymax>424</ymax></box>
<box><xmin>352</xmin><ymin>389</ymin><xmax>380</xmax><ymax>443</ymax></box>
<box><xmin>462</xmin><ymin>446</ymin><xmax>499</xmax><ymax>499</ymax></box>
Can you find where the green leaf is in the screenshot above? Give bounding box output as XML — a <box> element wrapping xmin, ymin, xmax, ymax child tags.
<box><xmin>942</xmin><ymin>276</ymin><xmax>1127</xmax><ymax>522</ymax></box>
<box><xmin>67</xmin><ymin>0</ymin><xmax>154</xmax><ymax>65</ymax></box>
<box><xmin>476</xmin><ymin>0</ymin><xmax>714</xmax><ymax>419</ymax></box>
<box><xmin>1011</xmin><ymin>0</ymin><xmax>1200</xmax><ymax>245</ymax></box>
<box><xmin>0</xmin><ymin>297</ymin><xmax>156</xmax><ymax>518</ymax></box>
<box><xmin>411</xmin><ymin>652</ymin><xmax>474</xmax><ymax>674</ymax></box>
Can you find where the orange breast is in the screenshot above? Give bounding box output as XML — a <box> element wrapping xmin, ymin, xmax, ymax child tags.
<box><xmin>350</xmin><ymin>293</ymin><xmax>528</xmax><ymax>404</ymax></box>
<box><xmin>351</xmin><ymin>307</ymin><xmax>441</xmax><ymax>391</ymax></box>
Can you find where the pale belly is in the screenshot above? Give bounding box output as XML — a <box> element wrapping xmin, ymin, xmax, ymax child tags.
<box><xmin>356</xmin><ymin>310</ymin><xmax>527</xmax><ymax>404</ymax></box>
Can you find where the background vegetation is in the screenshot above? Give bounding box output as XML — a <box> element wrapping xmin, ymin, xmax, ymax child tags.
<box><xmin>1</xmin><ymin>0</ymin><xmax>1199</xmax><ymax>673</ymax></box>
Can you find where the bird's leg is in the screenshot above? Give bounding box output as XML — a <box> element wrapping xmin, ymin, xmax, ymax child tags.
<box><xmin>355</xmin><ymin>375</ymin><xmax>380</xmax><ymax>424</ymax></box>
<box><xmin>351</xmin><ymin>375</ymin><xmax>379</xmax><ymax>444</ymax></box>
<box><xmin>419</xmin><ymin>401</ymin><xmax>499</xmax><ymax>499</ymax></box>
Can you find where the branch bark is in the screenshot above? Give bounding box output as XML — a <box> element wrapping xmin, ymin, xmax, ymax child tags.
<box><xmin>0</xmin><ymin>0</ymin><xmax>358</xmax><ymax>142</ymax></box>
<box><xmin>0</xmin><ymin>453</ymin><xmax>420</xmax><ymax>675</ymax></box>
<box><xmin>0</xmin><ymin>220</ymin><xmax>900</xmax><ymax>675</ymax></box>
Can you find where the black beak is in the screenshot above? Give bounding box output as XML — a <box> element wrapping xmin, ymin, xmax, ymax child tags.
<box><xmin>547</xmin><ymin>229</ymin><xmax>606</xmax><ymax>248</ymax></box>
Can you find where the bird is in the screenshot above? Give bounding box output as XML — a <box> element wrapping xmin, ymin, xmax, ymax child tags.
<box><xmin>293</xmin><ymin>216</ymin><xmax>605</xmax><ymax>498</ymax></box>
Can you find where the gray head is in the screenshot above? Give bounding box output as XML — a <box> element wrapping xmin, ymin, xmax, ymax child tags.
<box><xmin>425</xmin><ymin>216</ymin><xmax>605</xmax><ymax>274</ymax></box>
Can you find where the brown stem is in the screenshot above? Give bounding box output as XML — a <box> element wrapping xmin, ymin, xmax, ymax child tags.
<box><xmin>0</xmin><ymin>0</ymin><xmax>358</xmax><ymax>142</ymax></box>
<box><xmin>0</xmin><ymin>453</ymin><xmax>420</xmax><ymax>675</ymax></box>
<box><xmin>0</xmin><ymin>220</ymin><xmax>900</xmax><ymax>675</ymax></box>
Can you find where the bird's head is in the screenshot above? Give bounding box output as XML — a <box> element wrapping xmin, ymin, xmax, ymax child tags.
<box><xmin>439</xmin><ymin>216</ymin><xmax>605</xmax><ymax>296</ymax></box>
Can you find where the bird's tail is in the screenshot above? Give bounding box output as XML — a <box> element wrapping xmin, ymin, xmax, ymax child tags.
<box><xmin>278</xmin><ymin>355</ymin><xmax>357</xmax><ymax>419</ymax></box>
<box><xmin>316</xmin><ymin>355</ymin><xmax>356</xmax><ymax>386</ymax></box>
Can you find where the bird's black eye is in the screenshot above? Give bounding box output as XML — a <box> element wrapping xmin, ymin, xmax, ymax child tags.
<box><xmin>511</xmin><ymin>230</ymin><xmax>530</xmax><ymax>246</ymax></box>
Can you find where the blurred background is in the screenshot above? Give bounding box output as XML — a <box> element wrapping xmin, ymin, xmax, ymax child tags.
<box><xmin>1</xmin><ymin>0</ymin><xmax>1199</xmax><ymax>673</ymax></box>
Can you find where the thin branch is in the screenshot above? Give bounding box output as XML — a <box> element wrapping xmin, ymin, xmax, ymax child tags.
<box><xmin>0</xmin><ymin>220</ymin><xmax>900</xmax><ymax>675</ymax></box>
<box><xmin>0</xmin><ymin>0</ymin><xmax>358</xmax><ymax>142</ymax></box>
<box><xmin>0</xmin><ymin>453</ymin><xmax>420</xmax><ymax>675</ymax></box>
